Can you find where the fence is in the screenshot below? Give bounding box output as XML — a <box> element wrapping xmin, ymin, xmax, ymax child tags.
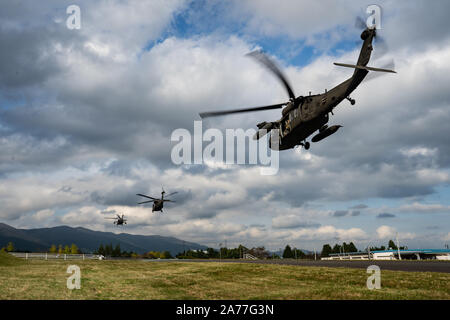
<box><xmin>9</xmin><ymin>252</ymin><xmax>102</xmax><ymax>260</ymax></box>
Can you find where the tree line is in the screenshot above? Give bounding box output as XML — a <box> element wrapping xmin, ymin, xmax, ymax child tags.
<box><xmin>49</xmin><ymin>244</ymin><xmax>81</xmax><ymax>254</ymax></box>
<box><xmin>6</xmin><ymin>240</ymin><xmax>408</xmax><ymax>260</ymax></box>
<box><xmin>0</xmin><ymin>242</ymin><xmax>15</xmax><ymax>252</ymax></box>
<box><xmin>176</xmin><ymin>245</ymin><xmax>313</xmax><ymax>260</ymax></box>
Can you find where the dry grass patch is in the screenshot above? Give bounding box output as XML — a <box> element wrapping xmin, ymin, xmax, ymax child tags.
<box><xmin>0</xmin><ymin>256</ymin><xmax>448</xmax><ymax>300</ymax></box>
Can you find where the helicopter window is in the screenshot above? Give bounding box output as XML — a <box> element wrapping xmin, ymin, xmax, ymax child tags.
<box><xmin>294</xmin><ymin>108</ymin><xmax>298</xmax><ymax>118</ymax></box>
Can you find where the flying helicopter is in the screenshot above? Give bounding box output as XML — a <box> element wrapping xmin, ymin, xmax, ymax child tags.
<box><xmin>136</xmin><ymin>188</ymin><xmax>177</xmax><ymax>213</ymax></box>
<box><xmin>199</xmin><ymin>23</ymin><xmax>396</xmax><ymax>150</ymax></box>
<box><xmin>105</xmin><ymin>213</ymin><xmax>127</xmax><ymax>226</ymax></box>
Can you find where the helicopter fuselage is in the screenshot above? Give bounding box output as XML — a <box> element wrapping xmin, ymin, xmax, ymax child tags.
<box><xmin>273</xmin><ymin>29</ymin><xmax>375</xmax><ymax>150</ymax></box>
<box><xmin>152</xmin><ymin>200</ymin><xmax>164</xmax><ymax>212</ymax></box>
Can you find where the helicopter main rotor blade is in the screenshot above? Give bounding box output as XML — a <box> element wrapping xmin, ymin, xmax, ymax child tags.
<box><xmin>199</xmin><ymin>103</ymin><xmax>285</xmax><ymax>119</ymax></box>
<box><xmin>104</xmin><ymin>217</ymin><xmax>117</xmax><ymax>219</ymax></box>
<box><xmin>138</xmin><ymin>200</ymin><xmax>154</xmax><ymax>204</ymax></box>
<box><xmin>136</xmin><ymin>193</ymin><xmax>157</xmax><ymax>200</ymax></box>
<box><xmin>163</xmin><ymin>199</ymin><xmax>175</xmax><ymax>202</ymax></box>
<box><xmin>165</xmin><ymin>192</ymin><xmax>178</xmax><ymax>197</ymax></box>
<box><xmin>246</xmin><ymin>50</ymin><xmax>296</xmax><ymax>101</ymax></box>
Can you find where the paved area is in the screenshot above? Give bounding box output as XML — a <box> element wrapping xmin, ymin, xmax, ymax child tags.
<box><xmin>144</xmin><ymin>258</ymin><xmax>450</xmax><ymax>273</ymax></box>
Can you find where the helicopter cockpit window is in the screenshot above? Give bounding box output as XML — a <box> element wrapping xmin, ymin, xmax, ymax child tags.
<box><xmin>294</xmin><ymin>108</ymin><xmax>298</xmax><ymax>118</ymax></box>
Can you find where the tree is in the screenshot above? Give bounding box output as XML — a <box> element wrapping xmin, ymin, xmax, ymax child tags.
<box><xmin>58</xmin><ymin>244</ymin><xmax>63</xmax><ymax>254</ymax></box>
<box><xmin>146</xmin><ymin>251</ymin><xmax>160</xmax><ymax>259</ymax></box>
<box><xmin>105</xmin><ymin>244</ymin><xmax>113</xmax><ymax>256</ymax></box>
<box><xmin>321</xmin><ymin>244</ymin><xmax>332</xmax><ymax>257</ymax></box>
<box><xmin>388</xmin><ymin>240</ymin><xmax>397</xmax><ymax>250</ymax></box>
<box><xmin>293</xmin><ymin>248</ymin><xmax>305</xmax><ymax>259</ymax></box>
<box><xmin>70</xmin><ymin>244</ymin><xmax>79</xmax><ymax>254</ymax></box>
<box><xmin>207</xmin><ymin>247</ymin><xmax>218</xmax><ymax>258</ymax></box>
<box><xmin>49</xmin><ymin>244</ymin><xmax>57</xmax><ymax>253</ymax></box>
<box><xmin>332</xmin><ymin>244</ymin><xmax>341</xmax><ymax>254</ymax></box>
<box><xmin>282</xmin><ymin>245</ymin><xmax>294</xmax><ymax>259</ymax></box>
<box><xmin>6</xmin><ymin>242</ymin><xmax>14</xmax><ymax>252</ymax></box>
<box><xmin>98</xmin><ymin>244</ymin><xmax>105</xmax><ymax>256</ymax></box>
<box><xmin>112</xmin><ymin>244</ymin><xmax>121</xmax><ymax>257</ymax></box>
<box><xmin>347</xmin><ymin>242</ymin><xmax>358</xmax><ymax>252</ymax></box>
<box><xmin>64</xmin><ymin>245</ymin><xmax>70</xmax><ymax>254</ymax></box>
<box><xmin>369</xmin><ymin>245</ymin><xmax>386</xmax><ymax>251</ymax></box>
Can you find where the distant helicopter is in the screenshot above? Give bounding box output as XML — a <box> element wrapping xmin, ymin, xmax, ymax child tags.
<box><xmin>105</xmin><ymin>213</ymin><xmax>127</xmax><ymax>226</ymax></box>
<box><xmin>136</xmin><ymin>188</ymin><xmax>177</xmax><ymax>213</ymax></box>
<box><xmin>199</xmin><ymin>22</ymin><xmax>396</xmax><ymax>150</ymax></box>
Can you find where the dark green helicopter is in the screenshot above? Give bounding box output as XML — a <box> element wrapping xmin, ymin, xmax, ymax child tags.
<box><xmin>105</xmin><ymin>213</ymin><xmax>127</xmax><ymax>226</ymax></box>
<box><xmin>137</xmin><ymin>188</ymin><xmax>177</xmax><ymax>213</ymax></box>
<box><xmin>199</xmin><ymin>25</ymin><xmax>396</xmax><ymax>150</ymax></box>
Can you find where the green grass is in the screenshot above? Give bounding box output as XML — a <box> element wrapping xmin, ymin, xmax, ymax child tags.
<box><xmin>0</xmin><ymin>251</ymin><xmax>25</xmax><ymax>266</ymax></box>
<box><xmin>0</xmin><ymin>254</ymin><xmax>448</xmax><ymax>300</ymax></box>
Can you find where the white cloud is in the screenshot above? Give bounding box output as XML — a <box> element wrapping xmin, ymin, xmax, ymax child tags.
<box><xmin>443</xmin><ymin>232</ymin><xmax>450</xmax><ymax>242</ymax></box>
<box><xmin>376</xmin><ymin>225</ymin><xmax>415</xmax><ymax>240</ymax></box>
<box><xmin>399</xmin><ymin>202</ymin><xmax>450</xmax><ymax>213</ymax></box>
<box><xmin>288</xmin><ymin>225</ymin><xmax>367</xmax><ymax>241</ymax></box>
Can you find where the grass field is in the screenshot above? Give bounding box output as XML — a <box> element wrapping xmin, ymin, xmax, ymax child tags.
<box><xmin>0</xmin><ymin>252</ymin><xmax>449</xmax><ymax>299</ymax></box>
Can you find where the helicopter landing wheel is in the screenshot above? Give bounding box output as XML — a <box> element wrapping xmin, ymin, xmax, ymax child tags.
<box><xmin>304</xmin><ymin>142</ymin><xmax>310</xmax><ymax>150</ymax></box>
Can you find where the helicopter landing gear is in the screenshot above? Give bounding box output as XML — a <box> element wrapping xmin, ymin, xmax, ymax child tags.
<box><xmin>346</xmin><ymin>96</ymin><xmax>356</xmax><ymax>105</ymax></box>
<box><xmin>299</xmin><ymin>141</ymin><xmax>310</xmax><ymax>150</ymax></box>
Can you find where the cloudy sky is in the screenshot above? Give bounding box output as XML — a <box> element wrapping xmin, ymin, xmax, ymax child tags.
<box><xmin>1</xmin><ymin>0</ymin><xmax>449</xmax><ymax>251</ymax></box>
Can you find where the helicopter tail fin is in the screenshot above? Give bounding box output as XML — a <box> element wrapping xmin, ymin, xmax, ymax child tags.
<box><xmin>334</xmin><ymin>62</ymin><xmax>396</xmax><ymax>73</ymax></box>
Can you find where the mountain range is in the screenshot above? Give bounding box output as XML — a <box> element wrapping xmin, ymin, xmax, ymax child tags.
<box><xmin>0</xmin><ymin>223</ymin><xmax>207</xmax><ymax>255</ymax></box>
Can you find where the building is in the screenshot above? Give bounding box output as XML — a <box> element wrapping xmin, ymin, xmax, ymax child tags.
<box><xmin>321</xmin><ymin>251</ymin><xmax>370</xmax><ymax>260</ymax></box>
<box><xmin>321</xmin><ymin>249</ymin><xmax>450</xmax><ymax>261</ymax></box>
<box><xmin>370</xmin><ymin>249</ymin><xmax>450</xmax><ymax>260</ymax></box>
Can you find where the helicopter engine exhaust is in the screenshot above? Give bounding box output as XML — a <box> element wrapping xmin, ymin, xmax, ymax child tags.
<box><xmin>253</xmin><ymin>122</ymin><xmax>275</xmax><ymax>140</ymax></box>
<box><xmin>311</xmin><ymin>125</ymin><xmax>342</xmax><ymax>143</ymax></box>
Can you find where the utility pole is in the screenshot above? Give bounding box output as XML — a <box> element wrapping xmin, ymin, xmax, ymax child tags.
<box><xmin>314</xmin><ymin>248</ymin><xmax>317</xmax><ymax>261</ymax></box>
<box><xmin>396</xmin><ymin>233</ymin><xmax>402</xmax><ymax>260</ymax></box>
